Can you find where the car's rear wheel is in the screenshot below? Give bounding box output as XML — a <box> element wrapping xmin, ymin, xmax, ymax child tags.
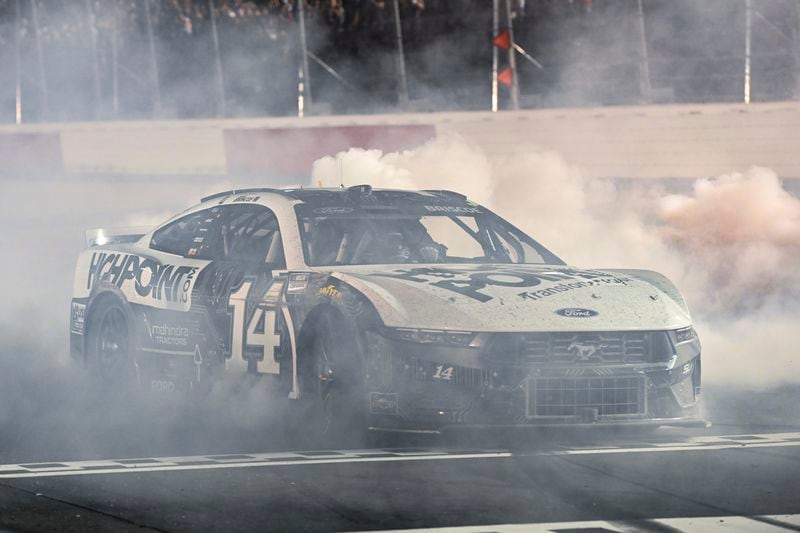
<box><xmin>86</xmin><ymin>298</ymin><xmax>137</xmax><ymax>387</ymax></box>
<box><xmin>296</xmin><ymin>312</ymin><xmax>366</xmax><ymax>448</ymax></box>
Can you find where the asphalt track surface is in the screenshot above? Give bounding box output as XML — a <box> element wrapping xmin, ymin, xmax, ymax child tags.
<box><xmin>1</xmin><ymin>386</ymin><xmax>800</xmax><ymax>533</ymax></box>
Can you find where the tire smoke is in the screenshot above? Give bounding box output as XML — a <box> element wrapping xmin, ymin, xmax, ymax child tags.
<box><xmin>312</xmin><ymin>135</ymin><xmax>800</xmax><ymax>388</ymax></box>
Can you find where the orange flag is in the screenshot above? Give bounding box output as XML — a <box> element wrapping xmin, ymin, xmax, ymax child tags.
<box><xmin>498</xmin><ymin>67</ymin><xmax>514</xmax><ymax>87</ymax></box>
<box><xmin>492</xmin><ymin>29</ymin><xmax>511</xmax><ymax>50</ymax></box>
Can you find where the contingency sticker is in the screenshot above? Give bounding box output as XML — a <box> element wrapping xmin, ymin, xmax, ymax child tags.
<box><xmin>70</xmin><ymin>302</ymin><xmax>86</xmax><ymax>335</ymax></box>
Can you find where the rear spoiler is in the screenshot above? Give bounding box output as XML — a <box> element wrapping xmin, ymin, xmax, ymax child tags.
<box><xmin>85</xmin><ymin>227</ymin><xmax>151</xmax><ymax>248</ymax></box>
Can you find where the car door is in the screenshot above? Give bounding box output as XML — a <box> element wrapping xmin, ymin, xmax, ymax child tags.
<box><xmin>194</xmin><ymin>203</ymin><xmax>290</xmax><ymax>381</ymax></box>
<box><xmin>140</xmin><ymin>202</ymin><xmax>289</xmax><ymax>391</ymax></box>
<box><xmin>140</xmin><ymin>205</ymin><xmax>228</xmax><ymax>391</ymax></box>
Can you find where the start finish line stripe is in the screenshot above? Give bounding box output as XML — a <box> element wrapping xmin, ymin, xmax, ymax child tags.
<box><xmin>0</xmin><ymin>452</ymin><xmax>512</xmax><ymax>479</ymax></box>
<box><xmin>360</xmin><ymin>514</ymin><xmax>800</xmax><ymax>533</ymax></box>
<box><xmin>1</xmin><ymin>432</ymin><xmax>799</xmax><ymax>480</ymax></box>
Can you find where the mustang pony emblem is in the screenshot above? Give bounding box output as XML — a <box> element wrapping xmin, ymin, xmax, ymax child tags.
<box><xmin>568</xmin><ymin>341</ymin><xmax>606</xmax><ymax>361</ymax></box>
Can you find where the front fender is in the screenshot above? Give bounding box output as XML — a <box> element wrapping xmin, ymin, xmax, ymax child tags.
<box><xmin>603</xmin><ymin>269</ymin><xmax>690</xmax><ymax>317</ymax></box>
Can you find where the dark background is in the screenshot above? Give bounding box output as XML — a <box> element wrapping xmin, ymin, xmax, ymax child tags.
<box><xmin>0</xmin><ymin>0</ymin><xmax>798</xmax><ymax>122</ymax></box>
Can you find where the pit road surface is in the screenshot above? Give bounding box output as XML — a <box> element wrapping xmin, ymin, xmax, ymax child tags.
<box><xmin>1</xmin><ymin>386</ymin><xmax>799</xmax><ymax>533</ymax></box>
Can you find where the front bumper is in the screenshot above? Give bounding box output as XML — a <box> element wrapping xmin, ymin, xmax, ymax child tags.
<box><xmin>364</xmin><ymin>330</ymin><xmax>703</xmax><ymax>432</ymax></box>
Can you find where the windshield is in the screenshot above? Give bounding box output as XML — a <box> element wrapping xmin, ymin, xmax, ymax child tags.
<box><xmin>296</xmin><ymin>206</ymin><xmax>563</xmax><ymax>267</ymax></box>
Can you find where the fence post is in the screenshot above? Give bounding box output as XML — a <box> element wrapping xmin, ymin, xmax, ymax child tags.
<box><xmin>298</xmin><ymin>0</ymin><xmax>312</xmax><ymax>111</ymax></box>
<box><xmin>208</xmin><ymin>0</ymin><xmax>227</xmax><ymax>117</ymax></box>
<box><xmin>392</xmin><ymin>0</ymin><xmax>409</xmax><ymax>106</ymax></box>
<box><xmin>30</xmin><ymin>0</ymin><xmax>49</xmax><ymax>119</ymax></box>
<box><xmin>111</xmin><ymin>0</ymin><xmax>120</xmax><ymax>116</ymax></box>
<box><xmin>744</xmin><ymin>0</ymin><xmax>752</xmax><ymax>104</ymax></box>
<box><xmin>85</xmin><ymin>0</ymin><xmax>102</xmax><ymax>119</ymax></box>
<box><xmin>14</xmin><ymin>0</ymin><xmax>22</xmax><ymax>123</ymax></box>
<box><xmin>143</xmin><ymin>0</ymin><xmax>162</xmax><ymax>116</ymax></box>
<box><xmin>491</xmin><ymin>0</ymin><xmax>499</xmax><ymax>112</ymax></box>
<box><xmin>504</xmin><ymin>0</ymin><xmax>519</xmax><ymax>110</ymax></box>
<box><xmin>794</xmin><ymin>0</ymin><xmax>800</xmax><ymax>99</ymax></box>
<box><xmin>636</xmin><ymin>0</ymin><xmax>652</xmax><ymax>103</ymax></box>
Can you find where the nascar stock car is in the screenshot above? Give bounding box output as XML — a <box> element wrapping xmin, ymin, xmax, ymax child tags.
<box><xmin>70</xmin><ymin>185</ymin><xmax>704</xmax><ymax>441</ymax></box>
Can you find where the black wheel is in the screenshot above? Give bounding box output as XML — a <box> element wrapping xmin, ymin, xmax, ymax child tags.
<box><xmin>296</xmin><ymin>312</ymin><xmax>366</xmax><ymax>448</ymax></box>
<box><xmin>86</xmin><ymin>298</ymin><xmax>137</xmax><ymax>386</ymax></box>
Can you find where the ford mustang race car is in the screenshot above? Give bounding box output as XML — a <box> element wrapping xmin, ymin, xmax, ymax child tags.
<box><xmin>70</xmin><ymin>185</ymin><xmax>704</xmax><ymax>441</ymax></box>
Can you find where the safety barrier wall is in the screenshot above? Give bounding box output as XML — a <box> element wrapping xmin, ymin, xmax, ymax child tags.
<box><xmin>1</xmin><ymin>101</ymin><xmax>798</xmax><ymax>179</ymax></box>
<box><xmin>0</xmin><ymin>132</ymin><xmax>63</xmax><ymax>177</ymax></box>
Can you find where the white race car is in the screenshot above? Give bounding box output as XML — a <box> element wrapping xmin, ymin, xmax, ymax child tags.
<box><xmin>70</xmin><ymin>185</ymin><xmax>703</xmax><ymax>441</ymax></box>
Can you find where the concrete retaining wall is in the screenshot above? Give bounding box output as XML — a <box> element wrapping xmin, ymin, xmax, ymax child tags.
<box><xmin>1</xmin><ymin>101</ymin><xmax>798</xmax><ymax>179</ymax></box>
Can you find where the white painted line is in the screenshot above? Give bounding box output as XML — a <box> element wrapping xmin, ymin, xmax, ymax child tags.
<box><xmin>550</xmin><ymin>440</ymin><xmax>800</xmax><ymax>456</ymax></box>
<box><xmin>359</xmin><ymin>514</ymin><xmax>800</xmax><ymax>532</ymax></box>
<box><xmin>0</xmin><ymin>452</ymin><xmax>512</xmax><ymax>480</ymax></box>
<box><xmin>1</xmin><ymin>431</ymin><xmax>799</xmax><ymax>480</ymax></box>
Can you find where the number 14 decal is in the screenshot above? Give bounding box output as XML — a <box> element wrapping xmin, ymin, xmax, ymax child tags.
<box><xmin>229</xmin><ymin>281</ymin><xmax>281</xmax><ymax>374</ymax></box>
<box><xmin>433</xmin><ymin>365</ymin><xmax>454</xmax><ymax>380</ymax></box>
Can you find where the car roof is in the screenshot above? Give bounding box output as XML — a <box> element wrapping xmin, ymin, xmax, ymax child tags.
<box><xmin>200</xmin><ymin>185</ymin><xmax>471</xmax><ymax>208</ymax></box>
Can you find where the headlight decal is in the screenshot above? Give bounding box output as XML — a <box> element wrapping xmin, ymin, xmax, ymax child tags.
<box><xmin>675</xmin><ymin>326</ymin><xmax>698</xmax><ymax>344</ymax></box>
<box><xmin>379</xmin><ymin>327</ymin><xmax>477</xmax><ymax>347</ymax></box>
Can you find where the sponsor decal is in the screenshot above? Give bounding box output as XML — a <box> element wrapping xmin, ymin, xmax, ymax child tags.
<box><xmin>423</xmin><ymin>205</ymin><xmax>482</xmax><ymax>214</ymax></box>
<box><xmin>194</xmin><ymin>345</ymin><xmax>203</xmax><ymax>382</ymax></box>
<box><xmin>287</xmin><ymin>272</ymin><xmax>310</xmax><ymax>294</ymax></box>
<box><xmin>518</xmin><ymin>275</ymin><xmax>631</xmax><ymax>302</ymax></box>
<box><xmin>149</xmin><ymin>323</ymin><xmax>190</xmax><ymax>347</ymax></box>
<box><xmin>232</xmin><ymin>195</ymin><xmax>260</xmax><ymax>203</ymax></box>
<box><xmin>313</xmin><ymin>207</ymin><xmax>354</xmax><ymax>215</ymax></box>
<box><xmin>150</xmin><ymin>380</ymin><xmax>176</xmax><ymax>393</ymax></box>
<box><xmin>204</xmin><ymin>262</ymin><xmax>246</xmax><ymax>307</ymax></box>
<box><xmin>374</xmin><ymin>267</ymin><xmax>631</xmax><ymax>303</ymax></box>
<box><xmin>70</xmin><ymin>302</ymin><xmax>86</xmax><ymax>335</ymax></box>
<box><xmin>555</xmin><ymin>308</ymin><xmax>599</xmax><ymax>318</ymax></box>
<box><xmin>86</xmin><ymin>252</ymin><xmax>199</xmax><ymax>305</ymax></box>
<box><xmin>318</xmin><ymin>284</ymin><xmax>341</xmax><ymax>299</ymax></box>
<box><xmin>369</xmin><ymin>392</ymin><xmax>398</xmax><ymax>415</ymax></box>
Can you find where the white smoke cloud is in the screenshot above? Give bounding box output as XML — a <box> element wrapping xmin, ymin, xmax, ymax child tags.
<box><xmin>311</xmin><ymin>135</ymin><xmax>800</xmax><ymax>388</ymax></box>
<box><xmin>659</xmin><ymin>169</ymin><xmax>800</xmax><ymax>313</ymax></box>
<box><xmin>0</xmin><ymin>175</ymin><xmax>295</xmax><ymax>457</ymax></box>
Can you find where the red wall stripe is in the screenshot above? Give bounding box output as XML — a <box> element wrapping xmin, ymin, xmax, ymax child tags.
<box><xmin>224</xmin><ymin>124</ymin><xmax>436</xmax><ymax>180</ymax></box>
<box><xmin>0</xmin><ymin>132</ymin><xmax>63</xmax><ymax>177</ymax></box>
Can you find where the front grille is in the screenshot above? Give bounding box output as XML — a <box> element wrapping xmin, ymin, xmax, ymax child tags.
<box><xmin>528</xmin><ymin>376</ymin><xmax>646</xmax><ymax>418</ymax></box>
<box><xmin>490</xmin><ymin>332</ymin><xmax>668</xmax><ymax>365</ymax></box>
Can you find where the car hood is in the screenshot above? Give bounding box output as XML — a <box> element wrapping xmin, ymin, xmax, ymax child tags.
<box><xmin>328</xmin><ymin>264</ymin><xmax>691</xmax><ymax>332</ymax></box>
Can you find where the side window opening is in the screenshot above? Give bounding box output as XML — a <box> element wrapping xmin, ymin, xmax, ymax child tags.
<box><xmin>224</xmin><ymin>206</ymin><xmax>285</xmax><ymax>268</ymax></box>
<box><xmin>150</xmin><ymin>208</ymin><xmax>225</xmax><ymax>259</ymax></box>
<box><xmin>149</xmin><ymin>204</ymin><xmax>285</xmax><ymax>268</ymax></box>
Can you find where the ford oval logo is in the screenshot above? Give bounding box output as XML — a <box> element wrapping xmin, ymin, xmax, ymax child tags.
<box><xmin>555</xmin><ymin>308</ymin><xmax>599</xmax><ymax>318</ymax></box>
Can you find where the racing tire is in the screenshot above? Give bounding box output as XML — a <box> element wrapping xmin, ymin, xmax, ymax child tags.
<box><xmin>295</xmin><ymin>312</ymin><xmax>367</xmax><ymax>449</ymax></box>
<box><xmin>85</xmin><ymin>297</ymin><xmax>139</xmax><ymax>390</ymax></box>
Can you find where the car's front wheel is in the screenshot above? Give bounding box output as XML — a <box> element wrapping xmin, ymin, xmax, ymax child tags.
<box><xmin>296</xmin><ymin>312</ymin><xmax>367</xmax><ymax>448</ymax></box>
